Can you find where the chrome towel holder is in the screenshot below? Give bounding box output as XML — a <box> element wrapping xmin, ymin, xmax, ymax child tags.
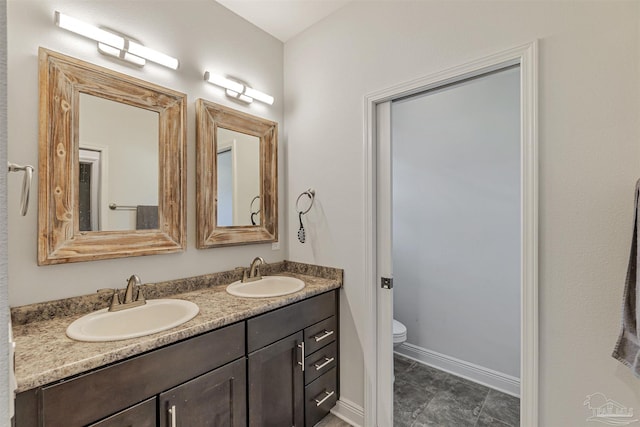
<box><xmin>8</xmin><ymin>162</ymin><xmax>34</xmax><ymax>216</ymax></box>
<box><xmin>250</xmin><ymin>195</ymin><xmax>260</xmax><ymax>225</ymax></box>
<box><xmin>296</xmin><ymin>189</ymin><xmax>315</xmax><ymax>215</ymax></box>
<box><xmin>296</xmin><ymin>189</ymin><xmax>315</xmax><ymax>243</ymax></box>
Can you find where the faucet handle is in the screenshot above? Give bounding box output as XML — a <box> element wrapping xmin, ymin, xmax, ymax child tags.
<box><xmin>135</xmin><ymin>288</ymin><xmax>146</xmax><ymax>303</ymax></box>
<box><xmin>235</xmin><ymin>267</ymin><xmax>249</xmax><ymax>283</ymax></box>
<box><xmin>108</xmin><ymin>289</ymin><xmax>121</xmax><ymax>312</ymax></box>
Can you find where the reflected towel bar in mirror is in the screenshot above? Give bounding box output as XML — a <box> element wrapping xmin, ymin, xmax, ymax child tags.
<box><xmin>109</xmin><ymin>203</ymin><xmax>138</xmax><ymax>211</ymax></box>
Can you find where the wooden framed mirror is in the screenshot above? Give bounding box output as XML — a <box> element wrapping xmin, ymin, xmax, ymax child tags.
<box><xmin>196</xmin><ymin>99</ymin><xmax>277</xmax><ymax>248</ymax></box>
<box><xmin>38</xmin><ymin>48</ymin><xmax>186</xmax><ymax>265</ymax></box>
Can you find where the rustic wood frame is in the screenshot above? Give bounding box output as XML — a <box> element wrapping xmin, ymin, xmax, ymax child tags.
<box><xmin>38</xmin><ymin>48</ymin><xmax>187</xmax><ymax>265</ymax></box>
<box><xmin>196</xmin><ymin>99</ymin><xmax>277</xmax><ymax>248</ymax></box>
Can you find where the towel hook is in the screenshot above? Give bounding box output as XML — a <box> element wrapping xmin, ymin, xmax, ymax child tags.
<box><xmin>8</xmin><ymin>162</ymin><xmax>34</xmax><ymax>216</ymax></box>
<box><xmin>296</xmin><ymin>188</ymin><xmax>315</xmax><ymax>215</ymax></box>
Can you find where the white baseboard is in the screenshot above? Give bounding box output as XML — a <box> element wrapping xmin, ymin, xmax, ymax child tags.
<box><xmin>331</xmin><ymin>397</ymin><xmax>364</xmax><ymax>427</ymax></box>
<box><xmin>396</xmin><ymin>343</ymin><xmax>520</xmax><ymax>398</ymax></box>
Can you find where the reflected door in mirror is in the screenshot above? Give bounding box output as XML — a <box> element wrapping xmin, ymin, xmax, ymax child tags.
<box><xmin>216</xmin><ymin>128</ymin><xmax>260</xmax><ymax>227</ymax></box>
<box><xmin>79</xmin><ymin>93</ymin><xmax>159</xmax><ymax>231</ymax></box>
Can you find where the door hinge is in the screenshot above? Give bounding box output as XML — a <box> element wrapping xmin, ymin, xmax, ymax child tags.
<box><xmin>381</xmin><ymin>277</ymin><xmax>393</xmax><ymax>289</ymax></box>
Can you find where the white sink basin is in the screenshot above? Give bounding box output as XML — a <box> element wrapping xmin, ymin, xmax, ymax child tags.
<box><xmin>66</xmin><ymin>299</ymin><xmax>199</xmax><ymax>342</ymax></box>
<box><xmin>226</xmin><ymin>276</ymin><xmax>305</xmax><ymax>298</ymax></box>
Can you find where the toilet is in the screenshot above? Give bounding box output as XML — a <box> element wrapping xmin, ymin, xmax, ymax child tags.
<box><xmin>393</xmin><ymin>319</ymin><xmax>407</xmax><ymax>348</ymax></box>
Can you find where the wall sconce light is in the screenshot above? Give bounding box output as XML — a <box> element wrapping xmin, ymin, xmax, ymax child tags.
<box><xmin>204</xmin><ymin>71</ymin><xmax>274</xmax><ymax>105</ymax></box>
<box><xmin>54</xmin><ymin>11</ymin><xmax>180</xmax><ymax>70</ymax></box>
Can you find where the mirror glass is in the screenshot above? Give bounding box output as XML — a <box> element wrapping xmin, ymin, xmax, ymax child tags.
<box><xmin>216</xmin><ymin>128</ymin><xmax>260</xmax><ymax>227</ymax></box>
<box><xmin>78</xmin><ymin>93</ymin><xmax>159</xmax><ymax>231</ymax></box>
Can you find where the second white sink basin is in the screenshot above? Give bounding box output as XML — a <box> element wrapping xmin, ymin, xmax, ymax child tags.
<box><xmin>226</xmin><ymin>276</ymin><xmax>305</xmax><ymax>298</ymax></box>
<box><xmin>66</xmin><ymin>299</ymin><xmax>199</xmax><ymax>342</ymax></box>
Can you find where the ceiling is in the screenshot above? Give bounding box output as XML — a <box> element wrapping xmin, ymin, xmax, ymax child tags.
<box><xmin>215</xmin><ymin>0</ymin><xmax>352</xmax><ymax>42</ymax></box>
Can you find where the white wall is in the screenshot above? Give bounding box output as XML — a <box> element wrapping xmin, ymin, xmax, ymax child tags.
<box><xmin>285</xmin><ymin>1</ymin><xmax>640</xmax><ymax>423</ymax></box>
<box><xmin>218</xmin><ymin>128</ymin><xmax>260</xmax><ymax>226</ymax></box>
<box><xmin>79</xmin><ymin>93</ymin><xmax>159</xmax><ymax>230</ymax></box>
<box><xmin>7</xmin><ymin>0</ymin><xmax>284</xmax><ymax>306</ymax></box>
<box><xmin>392</xmin><ymin>67</ymin><xmax>521</xmax><ymax>378</ymax></box>
<box><xmin>1</xmin><ymin>0</ymin><xmax>10</xmax><ymax>424</ymax></box>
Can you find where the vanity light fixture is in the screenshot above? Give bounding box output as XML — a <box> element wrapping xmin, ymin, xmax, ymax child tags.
<box><xmin>204</xmin><ymin>71</ymin><xmax>274</xmax><ymax>105</ymax></box>
<box><xmin>54</xmin><ymin>11</ymin><xmax>179</xmax><ymax>70</ymax></box>
<box><xmin>97</xmin><ymin>43</ymin><xmax>146</xmax><ymax>67</ymax></box>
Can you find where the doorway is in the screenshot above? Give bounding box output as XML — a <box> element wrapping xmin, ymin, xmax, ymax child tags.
<box><xmin>391</xmin><ymin>65</ymin><xmax>521</xmax><ymax>426</ymax></box>
<box><xmin>363</xmin><ymin>42</ymin><xmax>538</xmax><ymax>427</ymax></box>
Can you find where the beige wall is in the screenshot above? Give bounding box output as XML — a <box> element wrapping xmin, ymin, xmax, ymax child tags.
<box><xmin>285</xmin><ymin>1</ymin><xmax>640</xmax><ymax>423</ymax></box>
<box><xmin>7</xmin><ymin>0</ymin><xmax>284</xmax><ymax>306</ymax></box>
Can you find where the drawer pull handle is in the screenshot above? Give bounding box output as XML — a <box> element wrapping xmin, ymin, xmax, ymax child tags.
<box><xmin>169</xmin><ymin>405</ymin><xmax>177</xmax><ymax>427</ymax></box>
<box><xmin>315</xmin><ymin>390</ymin><xmax>335</xmax><ymax>407</ymax></box>
<box><xmin>314</xmin><ymin>357</ymin><xmax>335</xmax><ymax>371</ymax></box>
<box><xmin>298</xmin><ymin>341</ymin><xmax>305</xmax><ymax>372</ymax></box>
<box><xmin>314</xmin><ymin>330</ymin><xmax>334</xmax><ymax>342</ymax></box>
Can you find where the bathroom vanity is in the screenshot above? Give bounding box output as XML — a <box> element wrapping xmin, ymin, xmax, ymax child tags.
<box><xmin>12</xmin><ymin>263</ymin><xmax>341</xmax><ymax>427</ymax></box>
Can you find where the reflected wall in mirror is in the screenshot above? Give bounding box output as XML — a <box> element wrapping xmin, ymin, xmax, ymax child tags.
<box><xmin>216</xmin><ymin>128</ymin><xmax>260</xmax><ymax>227</ymax></box>
<box><xmin>38</xmin><ymin>48</ymin><xmax>186</xmax><ymax>265</ymax></box>
<box><xmin>79</xmin><ymin>93</ymin><xmax>159</xmax><ymax>232</ymax></box>
<box><xmin>196</xmin><ymin>99</ymin><xmax>277</xmax><ymax>248</ymax></box>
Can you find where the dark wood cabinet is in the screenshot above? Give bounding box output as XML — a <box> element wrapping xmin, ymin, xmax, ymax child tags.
<box><xmin>88</xmin><ymin>398</ymin><xmax>156</xmax><ymax>427</ymax></box>
<box><xmin>15</xmin><ymin>290</ymin><xmax>339</xmax><ymax>427</ymax></box>
<box><xmin>159</xmin><ymin>358</ymin><xmax>246</xmax><ymax>427</ymax></box>
<box><xmin>15</xmin><ymin>323</ymin><xmax>245</xmax><ymax>427</ymax></box>
<box><xmin>247</xmin><ymin>291</ymin><xmax>339</xmax><ymax>427</ymax></box>
<box><xmin>248</xmin><ymin>332</ymin><xmax>305</xmax><ymax>426</ymax></box>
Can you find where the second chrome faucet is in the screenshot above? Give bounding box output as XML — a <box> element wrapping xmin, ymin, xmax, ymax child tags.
<box><xmin>240</xmin><ymin>257</ymin><xmax>265</xmax><ymax>283</ymax></box>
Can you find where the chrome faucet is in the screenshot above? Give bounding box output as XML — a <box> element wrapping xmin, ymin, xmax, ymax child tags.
<box><xmin>242</xmin><ymin>257</ymin><xmax>265</xmax><ymax>283</ymax></box>
<box><xmin>106</xmin><ymin>274</ymin><xmax>146</xmax><ymax>312</ymax></box>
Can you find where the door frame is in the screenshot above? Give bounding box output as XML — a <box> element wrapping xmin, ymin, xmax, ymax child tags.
<box><xmin>362</xmin><ymin>41</ymin><xmax>538</xmax><ymax>427</ymax></box>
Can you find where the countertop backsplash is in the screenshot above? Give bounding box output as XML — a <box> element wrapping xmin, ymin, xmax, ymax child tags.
<box><xmin>11</xmin><ymin>260</ymin><xmax>341</xmax><ymax>325</ymax></box>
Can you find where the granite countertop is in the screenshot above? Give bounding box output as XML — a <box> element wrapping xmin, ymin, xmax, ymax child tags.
<box><xmin>11</xmin><ymin>261</ymin><xmax>342</xmax><ymax>393</ymax></box>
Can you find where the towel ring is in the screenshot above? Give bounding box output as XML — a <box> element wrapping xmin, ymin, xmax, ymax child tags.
<box><xmin>250</xmin><ymin>195</ymin><xmax>261</xmax><ymax>214</ymax></box>
<box><xmin>8</xmin><ymin>162</ymin><xmax>34</xmax><ymax>216</ymax></box>
<box><xmin>296</xmin><ymin>189</ymin><xmax>315</xmax><ymax>215</ymax></box>
<box><xmin>250</xmin><ymin>195</ymin><xmax>261</xmax><ymax>225</ymax></box>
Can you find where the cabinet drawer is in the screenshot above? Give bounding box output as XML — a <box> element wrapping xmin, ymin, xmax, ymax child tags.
<box><xmin>304</xmin><ymin>316</ymin><xmax>336</xmax><ymax>355</ymax></box>
<box><xmin>305</xmin><ymin>368</ymin><xmax>338</xmax><ymax>427</ymax></box>
<box><xmin>89</xmin><ymin>397</ymin><xmax>156</xmax><ymax>427</ymax></box>
<box><xmin>304</xmin><ymin>341</ymin><xmax>337</xmax><ymax>385</ymax></box>
<box><xmin>41</xmin><ymin>322</ymin><xmax>245</xmax><ymax>427</ymax></box>
<box><xmin>248</xmin><ymin>291</ymin><xmax>336</xmax><ymax>353</ymax></box>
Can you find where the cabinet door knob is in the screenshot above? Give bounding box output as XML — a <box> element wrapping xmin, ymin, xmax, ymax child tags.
<box><xmin>314</xmin><ymin>356</ymin><xmax>335</xmax><ymax>371</ymax></box>
<box><xmin>314</xmin><ymin>330</ymin><xmax>334</xmax><ymax>342</ymax></box>
<box><xmin>169</xmin><ymin>404</ymin><xmax>177</xmax><ymax>427</ymax></box>
<box><xmin>314</xmin><ymin>390</ymin><xmax>335</xmax><ymax>407</ymax></box>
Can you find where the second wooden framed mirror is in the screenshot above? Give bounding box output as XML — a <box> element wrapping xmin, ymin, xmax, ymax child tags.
<box><xmin>196</xmin><ymin>99</ymin><xmax>278</xmax><ymax>248</ymax></box>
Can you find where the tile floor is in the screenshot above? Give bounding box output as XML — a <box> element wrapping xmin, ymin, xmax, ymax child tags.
<box><xmin>315</xmin><ymin>413</ymin><xmax>353</xmax><ymax>427</ymax></box>
<box><xmin>317</xmin><ymin>354</ymin><xmax>520</xmax><ymax>427</ymax></box>
<box><xmin>394</xmin><ymin>354</ymin><xmax>520</xmax><ymax>427</ymax></box>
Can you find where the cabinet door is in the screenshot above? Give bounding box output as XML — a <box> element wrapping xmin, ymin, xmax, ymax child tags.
<box><xmin>159</xmin><ymin>358</ymin><xmax>246</xmax><ymax>427</ymax></box>
<box><xmin>248</xmin><ymin>332</ymin><xmax>304</xmax><ymax>427</ymax></box>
